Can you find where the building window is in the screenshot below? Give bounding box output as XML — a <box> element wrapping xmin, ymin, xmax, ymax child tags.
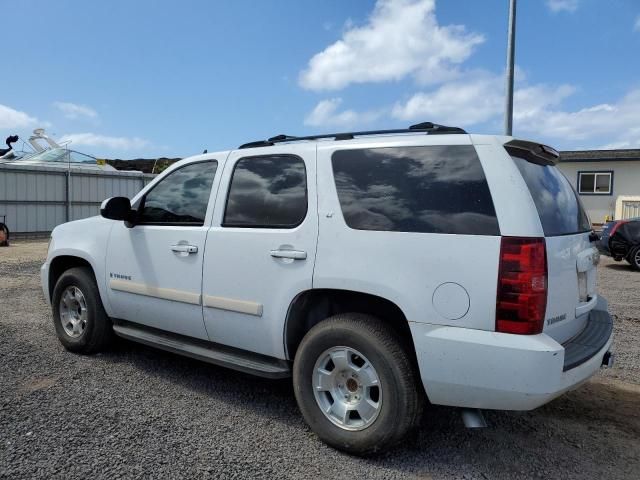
<box><xmin>577</xmin><ymin>171</ymin><xmax>613</xmax><ymax>195</ymax></box>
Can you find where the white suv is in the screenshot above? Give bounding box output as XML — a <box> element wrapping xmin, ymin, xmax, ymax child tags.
<box><xmin>41</xmin><ymin>123</ymin><xmax>613</xmax><ymax>455</ymax></box>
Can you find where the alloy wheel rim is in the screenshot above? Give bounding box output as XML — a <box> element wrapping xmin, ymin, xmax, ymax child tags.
<box><xmin>312</xmin><ymin>346</ymin><xmax>382</xmax><ymax>431</ymax></box>
<box><xmin>59</xmin><ymin>286</ymin><xmax>88</xmax><ymax>338</ymax></box>
<box><xmin>635</xmin><ymin>249</ymin><xmax>640</xmax><ymax>267</ymax></box>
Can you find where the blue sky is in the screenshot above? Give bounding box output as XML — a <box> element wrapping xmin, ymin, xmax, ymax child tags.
<box><xmin>2</xmin><ymin>0</ymin><xmax>640</xmax><ymax>158</ymax></box>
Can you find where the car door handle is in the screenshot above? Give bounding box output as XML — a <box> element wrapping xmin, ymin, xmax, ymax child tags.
<box><xmin>270</xmin><ymin>249</ymin><xmax>307</xmax><ymax>260</ymax></box>
<box><xmin>171</xmin><ymin>244</ymin><xmax>198</xmax><ymax>254</ymax></box>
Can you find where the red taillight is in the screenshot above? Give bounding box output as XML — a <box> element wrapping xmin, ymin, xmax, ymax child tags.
<box><xmin>496</xmin><ymin>237</ymin><xmax>547</xmax><ymax>335</ymax></box>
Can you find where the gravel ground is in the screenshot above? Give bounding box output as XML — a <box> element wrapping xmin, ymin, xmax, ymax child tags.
<box><xmin>1</xmin><ymin>240</ymin><xmax>639</xmax><ymax>479</ymax></box>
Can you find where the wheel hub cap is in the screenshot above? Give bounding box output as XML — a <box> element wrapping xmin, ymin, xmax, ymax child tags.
<box><xmin>59</xmin><ymin>286</ymin><xmax>88</xmax><ymax>338</ymax></box>
<box><xmin>312</xmin><ymin>346</ymin><xmax>382</xmax><ymax>431</ymax></box>
<box><xmin>346</xmin><ymin>378</ymin><xmax>358</xmax><ymax>392</ymax></box>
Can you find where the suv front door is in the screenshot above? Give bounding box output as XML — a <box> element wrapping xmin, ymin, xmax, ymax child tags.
<box><xmin>202</xmin><ymin>145</ymin><xmax>317</xmax><ymax>358</ymax></box>
<box><xmin>105</xmin><ymin>159</ymin><xmax>221</xmax><ymax>339</ymax></box>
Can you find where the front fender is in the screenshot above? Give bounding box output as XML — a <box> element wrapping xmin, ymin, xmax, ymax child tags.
<box><xmin>46</xmin><ymin>216</ymin><xmax>116</xmax><ymax>315</ymax></box>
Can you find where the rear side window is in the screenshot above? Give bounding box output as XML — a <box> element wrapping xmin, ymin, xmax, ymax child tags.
<box><xmin>512</xmin><ymin>156</ymin><xmax>591</xmax><ymax>236</ymax></box>
<box><xmin>331</xmin><ymin>146</ymin><xmax>499</xmax><ymax>235</ymax></box>
<box><xmin>223</xmin><ymin>155</ymin><xmax>307</xmax><ymax>228</ymax></box>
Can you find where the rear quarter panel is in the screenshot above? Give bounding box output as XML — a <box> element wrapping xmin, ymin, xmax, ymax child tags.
<box><xmin>313</xmin><ymin>135</ymin><xmax>503</xmax><ymax>330</ymax></box>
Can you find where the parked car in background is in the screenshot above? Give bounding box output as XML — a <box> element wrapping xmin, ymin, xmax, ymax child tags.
<box><xmin>599</xmin><ymin>217</ymin><xmax>640</xmax><ymax>270</ymax></box>
<box><xmin>41</xmin><ymin>123</ymin><xmax>614</xmax><ymax>455</ymax></box>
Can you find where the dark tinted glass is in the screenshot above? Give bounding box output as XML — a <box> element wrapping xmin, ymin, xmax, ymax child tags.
<box><xmin>331</xmin><ymin>146</ymin><xmax>499</xmax><ymax>235</ymax></box>
<box><xmin>224</xmin><ymin>155</ymin><xmax>307</xmax><ymax>228</ymax></box>
<box><xmin>512</xmin><ymin>156</ymin><xmax>591</xmax><ymax>236</ymax></box>
<box><xmin>139</xmin><ymin>161</ymin><xmax>217</xmax><ymax>225</ymax></box>
<box><xmin>579</xmin><ymin>174</ymin><xmax>594</xmax><ymax>193</ymax></box>
<box><xmin>624</xmin><ymin>220</ymin><xmax>640</xmax><ymax>242</ymax></box>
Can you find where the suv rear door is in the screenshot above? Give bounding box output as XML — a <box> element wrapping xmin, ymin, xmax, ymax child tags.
<box><xmin>201</xmin><ymin>144</ymin><xmax>317</xmax><ymax>359</ymax></box>
<box><xmin>511</xmin><ymin>152</ymin><xmax>597</xmax><ymax>344</ymax></box>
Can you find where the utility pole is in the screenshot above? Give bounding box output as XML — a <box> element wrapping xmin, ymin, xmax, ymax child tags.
<box><xmin>504</xmin><ymin>0</ymin><xmax>517</xmax><ymax>136</ymax></box>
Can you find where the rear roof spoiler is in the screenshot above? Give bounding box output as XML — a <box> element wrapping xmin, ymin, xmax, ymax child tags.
<box><xmin>504</xmin><ymin>139</ymin><xmax>560</xmax><ymax>166</ymax></box>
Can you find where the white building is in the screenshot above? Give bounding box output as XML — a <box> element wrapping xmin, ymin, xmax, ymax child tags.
<box><xmin>558</xmin><ymin>149</ymin><xmax>640</xmax><ymax>226</ymax></box>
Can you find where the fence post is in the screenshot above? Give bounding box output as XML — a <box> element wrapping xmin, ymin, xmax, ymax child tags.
<box><xmin>65</xmin><ymin>170</ymin><xmax>71</xmax><ymax>222</ymax></box>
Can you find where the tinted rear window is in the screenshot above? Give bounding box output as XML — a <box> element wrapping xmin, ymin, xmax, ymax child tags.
<box><xmin>331</xmin><ymin>146</ymin><xmax>499</xmax><ymax>235</ymax></box>
<box><xmin>512</xmin><ymin>156</ymin><xmax>591</xmax><ymax>236</ymax></box>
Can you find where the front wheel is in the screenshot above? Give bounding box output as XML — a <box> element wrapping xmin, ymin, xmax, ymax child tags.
<box><xmin>293</xmin><ymin>313</ymin><xmax>423</xmax><ymax>455</ymax></box>
<box><xmin>51</xmin><ymin>267</ymin><xmax>114</xmax><ymax>353</ymax></box>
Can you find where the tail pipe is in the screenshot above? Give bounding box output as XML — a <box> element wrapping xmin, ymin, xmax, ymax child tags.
<box><xmin>461</xmin><ymin>408</ymin><xmax>487</xmax><ymax>428</ymax></box>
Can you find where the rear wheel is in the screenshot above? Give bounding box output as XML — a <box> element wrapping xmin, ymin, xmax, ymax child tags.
<box><xmin>52</xmin><ymin>267</ymin><xmax>114</xmax><ymax>353</ymax></box>
<box><xmin>628</xmin><ymin>246</ymin><xmax>640</xmax><ymax>271</ymax></box>
<box><xmin>293</xmin><ymin>313</ymin><xmax>422</xmax><ymax>455</ymax></box>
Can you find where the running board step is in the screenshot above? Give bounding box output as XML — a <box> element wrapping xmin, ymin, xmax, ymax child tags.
<box><xmin>112</xmin><ymin>323</ymin><xmax>291</xmax><ymax>379</ymax></box>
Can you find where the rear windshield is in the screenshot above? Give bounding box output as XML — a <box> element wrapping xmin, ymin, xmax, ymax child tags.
<box><xmin>512</xmin><ymin>156</ymin><xmax>591</xmax><ymax>236</ymax></box>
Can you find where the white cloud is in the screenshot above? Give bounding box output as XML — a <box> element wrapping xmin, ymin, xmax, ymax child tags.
<box><xmin>634</xmin><ymin>15</ymin><xmax>640</xmax><ymax>32</ymax></box>
<box><xmin>304</xmin><ymin>98</ymin><xmax>382</xmax><ymax>128</ymax></box>
<box><xmin>53</xmin><ymin>101</ymin><xmax>98</xmax><ymax>120</ymax></box>
<box><xmin>0</xmin><ymin>104</ymin><xmax>38</xmax><ymax>129</ymax></box>
<box><xmin>390</xmin><ymin>70</ymin><xmax>640</xmax><ymax>148</ymax></box>
<box><xmin>512</xmin><ymin>83</ymin><xmax>576</xmax><ymax>123</ymax></box>
<box><xmin>391</xmin><ymin>72</ymin><xmax>504</xmax><ymax>125</ymax></box>
<box><xmin>515</xmin><ymin>89</ymin><xmax>640</xmax><ymax>148</ymax></box>
<box><xmin>313</xmin><ymin>66</ymin><xmax>640</xmax><ymax>149</ymax></box>
<box><xmin>58</xmin><ymin>133</ymin><xmax>149</xmax><ymax>151</ymax></box>
<box><xmin>546</xmin><ymin>0</ymin><xmax>579</xmax><ymax>13</ymax></box>
<box><xmin>299</xmin><ymin>0</ymin><xmax>640</xmax><ymax>149</ymax></box>
<box><xmin>391</xmin><ymin>70</ymin><xmax>575</xmax><ymax>126</ymax></box>
<box><xmin>299</xmin><ymin>0</ymin><xmax>484</xmax><ymax>91</ymax></box>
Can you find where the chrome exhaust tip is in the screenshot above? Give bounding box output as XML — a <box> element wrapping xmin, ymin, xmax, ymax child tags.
<box><xmin>602</xmin><ymin>351</ymin><xmax>615</xmax><ymax>368</ymax></box>
<box><xmin>461</xmin><ymin>408</ymin><xmax>488</xmax><ymax>428</ymax></box>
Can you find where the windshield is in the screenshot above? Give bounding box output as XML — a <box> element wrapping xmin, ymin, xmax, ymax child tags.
<box><xmin>25</xmin><ymin>148</ymin><xmax>97</xmax><ymax>164</ymax></box>
<box><xmin>512</xmin><ymin>155</ymin><xmax>591</xmax><ymax>236</ymax></box>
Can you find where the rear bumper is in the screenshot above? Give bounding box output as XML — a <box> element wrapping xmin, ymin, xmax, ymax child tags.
<box><xmin>411</xmin><ymin>299</ymin><xmax>613</xmax><ymax>411</ymax></box>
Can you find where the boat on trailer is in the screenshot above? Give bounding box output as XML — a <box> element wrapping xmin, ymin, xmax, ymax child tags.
<box><xmin>0</xmin><ymin>129</ymin><xmax>116</xmax><ymax>171</ymax></box>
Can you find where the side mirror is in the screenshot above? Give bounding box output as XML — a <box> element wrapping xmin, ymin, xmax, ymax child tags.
<box><xmin>100</xmin><ymin>197</ymin><xmax>134</xmax><ymax>226</ymax></box>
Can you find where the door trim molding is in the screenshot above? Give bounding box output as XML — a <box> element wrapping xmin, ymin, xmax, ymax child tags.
<box><xmin>109</xmin><ymin>279</ymin><xmax>201</xmax><ymax>305</ymax></box>
<box><xmin>203</xmin><ymin>294</ymin><xmax>263</xmax><ymax>317</ymax></box>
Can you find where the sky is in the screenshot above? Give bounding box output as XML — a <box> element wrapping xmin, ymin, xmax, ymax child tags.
<box><xmin>2</xmin><ymin>0</ymin><xmax>640</xmax><ymax>159</ymax></box>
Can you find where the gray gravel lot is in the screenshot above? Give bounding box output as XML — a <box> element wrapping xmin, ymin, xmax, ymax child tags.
<box><xmin>1</xmin><ymin>240</ymin><xmax>639</xmax><ymax>479</ymax></box>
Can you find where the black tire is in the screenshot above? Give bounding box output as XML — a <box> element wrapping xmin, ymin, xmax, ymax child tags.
<box><xmin>51</xmin><ymin>266</ymin><xmax>114</xmax><ymax>353</ymax></box>
<box><xmin>293</xmin><ymin>313</ymin><xmax>423</xmax><ymax>455</ymax></box>
<box><xmin>628</xmin><ymin>246</ymin><xmax>640</xmax><ymax>271</ymax></box>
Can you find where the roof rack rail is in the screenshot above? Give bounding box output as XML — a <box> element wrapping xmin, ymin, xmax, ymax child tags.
<box><xmin>238</xmin><ymin>122</ymin><xmax>466</xmax><ymax>149</ymax></box>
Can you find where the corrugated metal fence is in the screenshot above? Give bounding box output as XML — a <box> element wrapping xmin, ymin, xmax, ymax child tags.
<box><xmin>0</xmin><ymin>164</ymin><xmax>155</xmax><ymax>234</ymax></box>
